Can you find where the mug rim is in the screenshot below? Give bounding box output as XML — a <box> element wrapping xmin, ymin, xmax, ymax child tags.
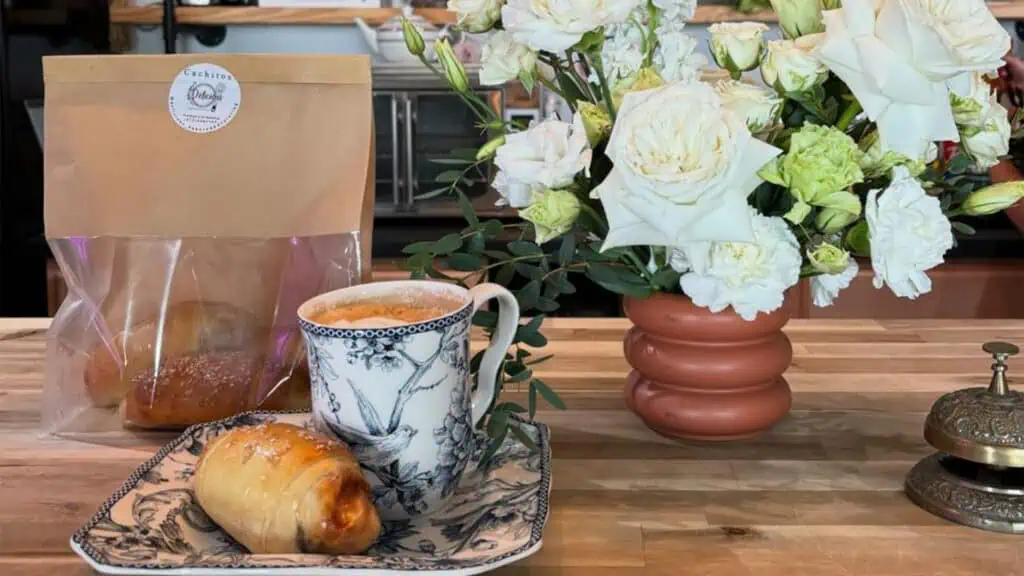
<box><xmin>297</xmin><ymin>280</ymin><xmax>473</xmax><ymax>336</ymax></box>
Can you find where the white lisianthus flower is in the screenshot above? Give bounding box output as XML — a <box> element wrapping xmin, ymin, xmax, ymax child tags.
<box><xmin>708</xmin><ymin>22</ymin><xmax>769</xmax><ymax>76</ymax></box>
<box><xmin>815</xmin><ymin>0</ymin><xmax>1010</xmax><ymax>159</ymax></box>
<box><xmin>493</xmin><ymin>115</ymin><xmax>592</xmax><ymax>208</ymax></box>
<box><xmin>811</xmin><ymin>258</ymin><xmax>859</xmax><ymax>307</ymax></box>
<box><xmin>653</xmin><ymin>0</ymin><xmax>697</xmax><ymax>20</ymax></box>
<box><xmin>865</xmin><ymin>167</ymin><xmax>954</xmax><ymax>299</ymax></box>
<box><xmin>669</xmin><ymin>208</ymin><xmax>802</xmax><ymax>321</ymax></box>
<box><xmin>479</xmin><ymin>31</ymin><xmax>538</xmax><ymax>87</ymax></box>
<box><xmin>591</xmin><ymin>82</ymin><xmax>782</xmax><ymax>249</ymax></box>
<box><xmin>715</xmin><ymin>79</ymin><xmax>784</xmax><ymax>133</ymax></box>
<box><xmin>448</xmin><ymin>0</ymin><xmax>502</xmax><ymax>33</ymax></box>
<box><xmin>502</xmin><ymin>0</ymin><xmax>640</xmax><ymax>53</ymax></box>
<box><xmin>760</xmin><ymin>34</ymin><xmax>829</xmax><ymax>94</ymax></box>
<box><xmin>653</xmin><ymin>19</ymin><xmax>707</xmax><ymax>85</ymax></box>
<box><xmin>960</xmin><ymin>100</ymin><xmax>1011</xmax><ymax>169</ymax></box>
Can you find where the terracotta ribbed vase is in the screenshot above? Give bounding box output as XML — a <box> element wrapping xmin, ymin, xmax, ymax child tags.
<box><xmin>623</xmin><ymin>292</ymin><xmax>793</xmax><ymax>441</ymax></box>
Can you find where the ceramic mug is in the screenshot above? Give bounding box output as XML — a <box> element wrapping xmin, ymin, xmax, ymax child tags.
<box><xmin>297</xmin><ymin>280</ymin><xmax>519</xmax><ymax>519</ymax></box>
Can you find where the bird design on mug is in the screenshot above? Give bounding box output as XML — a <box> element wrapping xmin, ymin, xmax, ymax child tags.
<box><xmin>324</xmin><ymin>419</ymin><xmax>417</xmax><ymax>468</ymax></box>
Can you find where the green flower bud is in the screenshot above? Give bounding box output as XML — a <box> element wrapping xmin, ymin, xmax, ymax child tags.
<box><xmin>519</xmin><ymin>189</ymin><xmax>581</xmax><ymax>244</ymax></box>
<box><xmin>770</xmin><ymin>0</ymin><xmax>825</xmax><ymax>39</ymax></box>
<box><xmin>577</xmin><ymin>102</ymin><xmax>612</xmax><ymax>147</ymax></box>
<box><xmin>807</xmin><ymin>242</ymin><xmax>850</xmax><ymax>275</ymax></box>
<box><xmin>960</xmin><ymin>182</ymin><xmax>1024</xmax><ymax>216</ymax></box>
<box><xmin>435</xmin><ymin>39</ymin><xmax>469</xmax><ymax>94</ymax></box>
<box><xmin>816</xmin><ymin>206</ymin><xmax>859</xmax><ymax>233</ymax></box>
<box><xmin>611</xmin><ymin>68</ymin><xmax>665</xmax><ymax>109</ymax></box>
<box><xmin>843</xmin><ymin>220</ymin><xmax>870</xmax><ymax>257</ymax></box>
<box><xmin>785</xmin><ymin>125</ymin><xmax>864</xmax><ymax>204</ymax></box>
<box><xmin>476</xmin><ymin>136</ymin><xmax>505</xmax><ymax>161</ymax></box>
<box><xmin>401</xmin><ymin>17</ymin><xmax>425</xmax><ymax>57</ymax></box>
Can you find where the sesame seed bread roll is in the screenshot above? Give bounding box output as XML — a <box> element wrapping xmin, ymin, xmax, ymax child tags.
<box><xmin>194</xmin><ymin>422</ymin><xmax>381</xmax><ymax>555</ymax></box>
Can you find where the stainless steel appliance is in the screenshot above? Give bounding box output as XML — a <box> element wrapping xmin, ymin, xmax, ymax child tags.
<box><xmin>372</xmin><ymin>64</ymin><xmax>514</xmax><ymax>218</ymax></box>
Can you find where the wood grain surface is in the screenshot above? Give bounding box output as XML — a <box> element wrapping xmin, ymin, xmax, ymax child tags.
<box><xmin>107</xmin><ymin>2</ymin><xmax>1024</xmax><ymax>26</ymax></box>
<box><xmin>2</xmin><ymin>318</ymin><xmax>1024</xmax><ymax>575</ymax></box>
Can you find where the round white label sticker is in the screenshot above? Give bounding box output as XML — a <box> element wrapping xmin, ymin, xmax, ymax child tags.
<box><xmin>168</xmin><ymin>63</ymin><xmax>241</xmax><ymax>134</ymax></box>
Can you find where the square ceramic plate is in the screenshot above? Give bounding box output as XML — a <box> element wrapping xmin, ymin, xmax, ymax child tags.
<box><xmin>70</xmin><ymin>411</ymin><xmax>551</xmax><ymax>575</ymax></box>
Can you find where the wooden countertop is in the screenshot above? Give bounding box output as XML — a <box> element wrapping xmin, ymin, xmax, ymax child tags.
<box><xmin>105</xmin><ymin>3</ymin><xmax>1024</xmax><ymax>26</ymax></box>
<box><xmin>3</xmin><ymin>317</ymin><xmax>1024</xmax><ymax>574</ymax></box>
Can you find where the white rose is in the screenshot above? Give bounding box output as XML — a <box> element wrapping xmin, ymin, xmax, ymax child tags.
<box><xmin>653</xmin><ymin>19</ymin><xmax>707</xmax><ymax>84</ymax></box>
<box><xmin>494</xmin><ymin>115</ymin><xmax>592</xmax><ymax>208</ymax></box>
<box><xmin>960</xmin><ymin>100</ymin><xmax>1011</xmax><ymax>169</ymax></box>
<box><xmin>708</xmin><ymin>22</ymin><xmax>769</xmax><ymax>76</ymax></box>
<box><xmin>653</xmin><ymin>0</ymin><xmax>697</xmax><ymax>20</ymax></box>
<box><xmin>592</xmin><ymin>82</ymin><xmax>782</xmax><ymax>249</ymax></box>
<box><xmin>816</xmin><ymin>0</ymin><xmax>1010</xmax><ymax>159</ymax></box>
<box><xmin>479</xmin><ymin>31</ymin><xmax>538</xmax><ymax>87</ymax></box>
<box><xmin>715</xmin><ymin>79</ymin><xmax>784</xmax><ymax>133</ymax></box>
<box><xmin>503</xmin><ymin>0</ymin><xmax>640</xmax><ymax>53</ymax></box>
<box><xmin>866</xmin><ymin>168</ymin><xmax>953</xmax><ymax>299</ymax></box>
<box><xmin>760</xmin><ymin>34</ymin><xmax>829</xmax><ymax>93</ymax></box>
<box><xmin>448</xmin><ymin>0</ymin><xmax>502</xmax><ymax>33</ymax></box>
<box><xmin>811</xmin><ymin>258</ymin><xmax>859</xmax><ymax>307</ymax></box>
<box><xmin>669</xmin><ymin>208</ymin><xmax>802</xmax><ymax>321</ymax></box>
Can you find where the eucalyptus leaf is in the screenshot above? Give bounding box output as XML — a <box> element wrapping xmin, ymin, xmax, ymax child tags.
<box><xmin>429</xmin><ymin>158</ymin><xmax>474</xmax><ymax>165</ymax></box>
<box><xmin>496</xmin><ymin>262</ymin><xmax>516</xmax><ymax>285</ymax></box>
<box><xmin>472</xmin><ymin>310</ymin><xmax>499</xmax><ymax>328</ymax></box>
<box><xmin>484</xmin><ymin>250</ymin><xmax>511</xmax><ymax>260</ymax></box>
<box><xmin>533</xmin><ymin>378</ymin><xmax>566</xmax><ymax>409</ymax></box>
<box><xmin>558</xmin><ymin>233</ymin><xmax>577</xmax><ymax>266</ymax></box>
<box><xmin>947</xmin><ymin>154</ymin><xmax>971</xmax><ymax>175</ymax></box>
<box><xmin>468</xmin><ymin>233</ymin><xmax>486</xmax><ymax>254</ymax></box>
<box><xmin>536</xmin><ymin>298</ymin><xmax>560</xmax><ymax>312</ymax></box>
<box><xmin>516</xmin><ymin>280</ymin><xmax>542</xmax><ymax>310</ymax></box>
<box><xmin>414</xmin><ymin>187</ymin><xmax>451</xmax><ymax>201</ymax></box>
<box><xmin>494</xmin><ymin>402</ymin><xmax>527</xmax><ymax>414</ymax></box>
<box><xmin>517</xmin><ymin>329</ymin><xmax>547</xmax><ymax>348</ymax></box>
<box><xmin>434</xmin><ymin>233</ymin><xmax>463</xmax><ymax>255</ymax></box>
<box><xmin>447</xmin><ymin>252</ymin><xmax>484</xmax><ymax>271</ymax></box>
<box><xmin>515</xmin><ymin>262</ymin><xmax>545</xmax><ymax>280</ymax></box>
<box><xmin>508</xmin><ymin>368</ymin><xmax>533</xmax><ymax>383</ymax></box>
<box><xmin>504</xmin><ymin>360</ymin><xmax>526</xmax><ymax>376</ymax></box>
<box><xmin>508</xmin><ymin>240</ymin><xmax>544</xmax><ymax>257</ymax></box>
<box><xmin>402</xmin><ymin>241</ymin><xmax>436</xmax><ymax>255</ymax></box>
<box><xmin>480</xmin><ymin>424</ymin><xmax>508</xmax><ymax>464</ymax></box>
<box><xmin>650</xmin><ymin>268</ymin><xmax>681</xmax><ymax>291</ymax></box>
<box><xmin>486</xmin><ymin>408</ymin><xmax>508</xmax><ymax>437</ymax></box>
<box><xmin>510</xmin><ymin>424</ymin><xmax>538</xmax><ymax>451</ymax></box>
<box><xmin>435</xmin><ymin>170</ymin><xmax>464</xmax><ymax>183</ymax></box>
<box><xmin>470</xmin><ymin>349</ymin><xmax>485</xmax><ymax>374</ymax></box>
<box><xmin>525</xmin><ymin>354</ymin><xmax>554</xmax><ymax>366</ymax></box>
<box><xmin>407</xmin><ymin>252</ymin><xmax>433</xmax><ymax>269</ymax></box>
<box><xmin>528</xmin><ymin>382</ymin><xmax>537</xmax><ymax>419</ymax></box>
<box><xmin>483</xmin><ymin>219</ymin><xmax>504</xmax><ymax>236</ymax></box>
<box><xmin>457</xmin><ymin>189</ymin><xmax>480</xmax><ymax>227</ymax></box>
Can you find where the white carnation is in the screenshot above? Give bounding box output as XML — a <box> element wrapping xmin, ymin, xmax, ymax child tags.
<box><xmin>811</xmin><ymin>258</ymin><xmax>859</xmax><ymax>307</ymax></box>
<box><xmin>479</xmin><ymin>31</ymin><xmax>538</xmax><ymax>86</ymax></box>
<box><xmin>866</xmin><ymin>168</ymin><xmax>954</xmax><ymax>299</ymax></box>
<box><xmin>654</xmin><ymin>20</ymin><xmax>707</xmax><ymax>84</ymax></box>
<box><xmin>503</xmin><ymin>0</ymin><xmax>641</xmax><ymax>53</ymax></box>
<box><xmin>493</xmin><ymin>115</ymin><xmax>592</xmax><ymax>208</ymax></box>
<box><xmin>670</xmin><ymin>208</ymin><xmax>802</xmax><ymax>321</ymax></box>
<box><xmin>447</xmin><ymin>0</ymin><xmax>502</xmax><ymax>33</ymax></box>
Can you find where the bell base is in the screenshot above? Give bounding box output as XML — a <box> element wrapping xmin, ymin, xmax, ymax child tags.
<box><xmin>905</xmin><ymin>453</ymin><xmax>1024</xmax><ymax>534</ymax></box>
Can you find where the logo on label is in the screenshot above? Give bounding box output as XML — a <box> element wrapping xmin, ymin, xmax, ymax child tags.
<box><xmin>168</xmin><ymin>63</ymin><xmax>241</xmax><ymax>134</ymax></box>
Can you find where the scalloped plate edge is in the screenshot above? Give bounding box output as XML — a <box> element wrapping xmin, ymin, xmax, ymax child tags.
<box><xmin>70</xmin><ymin>539</ymin><xmax>543</xmax><ymax>576</ymax></box>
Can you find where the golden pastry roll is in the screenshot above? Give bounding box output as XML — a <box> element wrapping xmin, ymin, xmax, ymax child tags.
<box><xmin>194</xmin><ymin>422</ymin><xmax>381</xmax><ymax>554</ymax></box>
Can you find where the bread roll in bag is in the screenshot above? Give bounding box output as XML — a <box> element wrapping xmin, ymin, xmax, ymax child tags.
<box><xmin>194</xmin><ymin>422</ymin><xmax>380</xmax><ymax>554</ymax></box>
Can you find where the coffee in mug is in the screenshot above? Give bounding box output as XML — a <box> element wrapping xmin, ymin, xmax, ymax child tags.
<box><xmin>298</xmin><ymin>280</ymin><xmax>519</xmax><ymax>519</ymax></box>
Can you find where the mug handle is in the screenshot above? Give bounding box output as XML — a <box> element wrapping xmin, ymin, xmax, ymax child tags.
<box><xmin>467</xmin><ymin>282</ymin><xmax>520</xmax><ymax>426</ymax></box>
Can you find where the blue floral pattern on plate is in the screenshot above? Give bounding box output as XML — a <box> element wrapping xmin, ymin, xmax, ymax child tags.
<box><xmin>70</xmin><ymin>411</ymin><xmax>551</xmax><ymax>575</ymax></box>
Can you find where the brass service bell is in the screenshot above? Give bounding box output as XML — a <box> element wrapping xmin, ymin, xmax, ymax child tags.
<box><xmin>905</xmin><ymin>341</ymin><xmax>1024</xmax><ymax>534</ymax></box>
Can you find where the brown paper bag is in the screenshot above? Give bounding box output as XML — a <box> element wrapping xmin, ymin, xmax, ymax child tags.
<box><xmin>42</xmin><ymin>54</ymin><xmax>375</xmax><ymax>433</ymax></box>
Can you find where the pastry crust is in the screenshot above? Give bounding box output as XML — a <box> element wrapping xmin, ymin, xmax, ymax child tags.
<box><xmin>194</xmin><ymin>422</ymin><xmax>381</xmax><ymax>555</ymax></box>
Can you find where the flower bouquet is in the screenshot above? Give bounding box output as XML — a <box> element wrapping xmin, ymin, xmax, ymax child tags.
<box><xmin>400</xmin><ymin>0</ymin><xmax>1024</xmax><ymax>443</ymax></box>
